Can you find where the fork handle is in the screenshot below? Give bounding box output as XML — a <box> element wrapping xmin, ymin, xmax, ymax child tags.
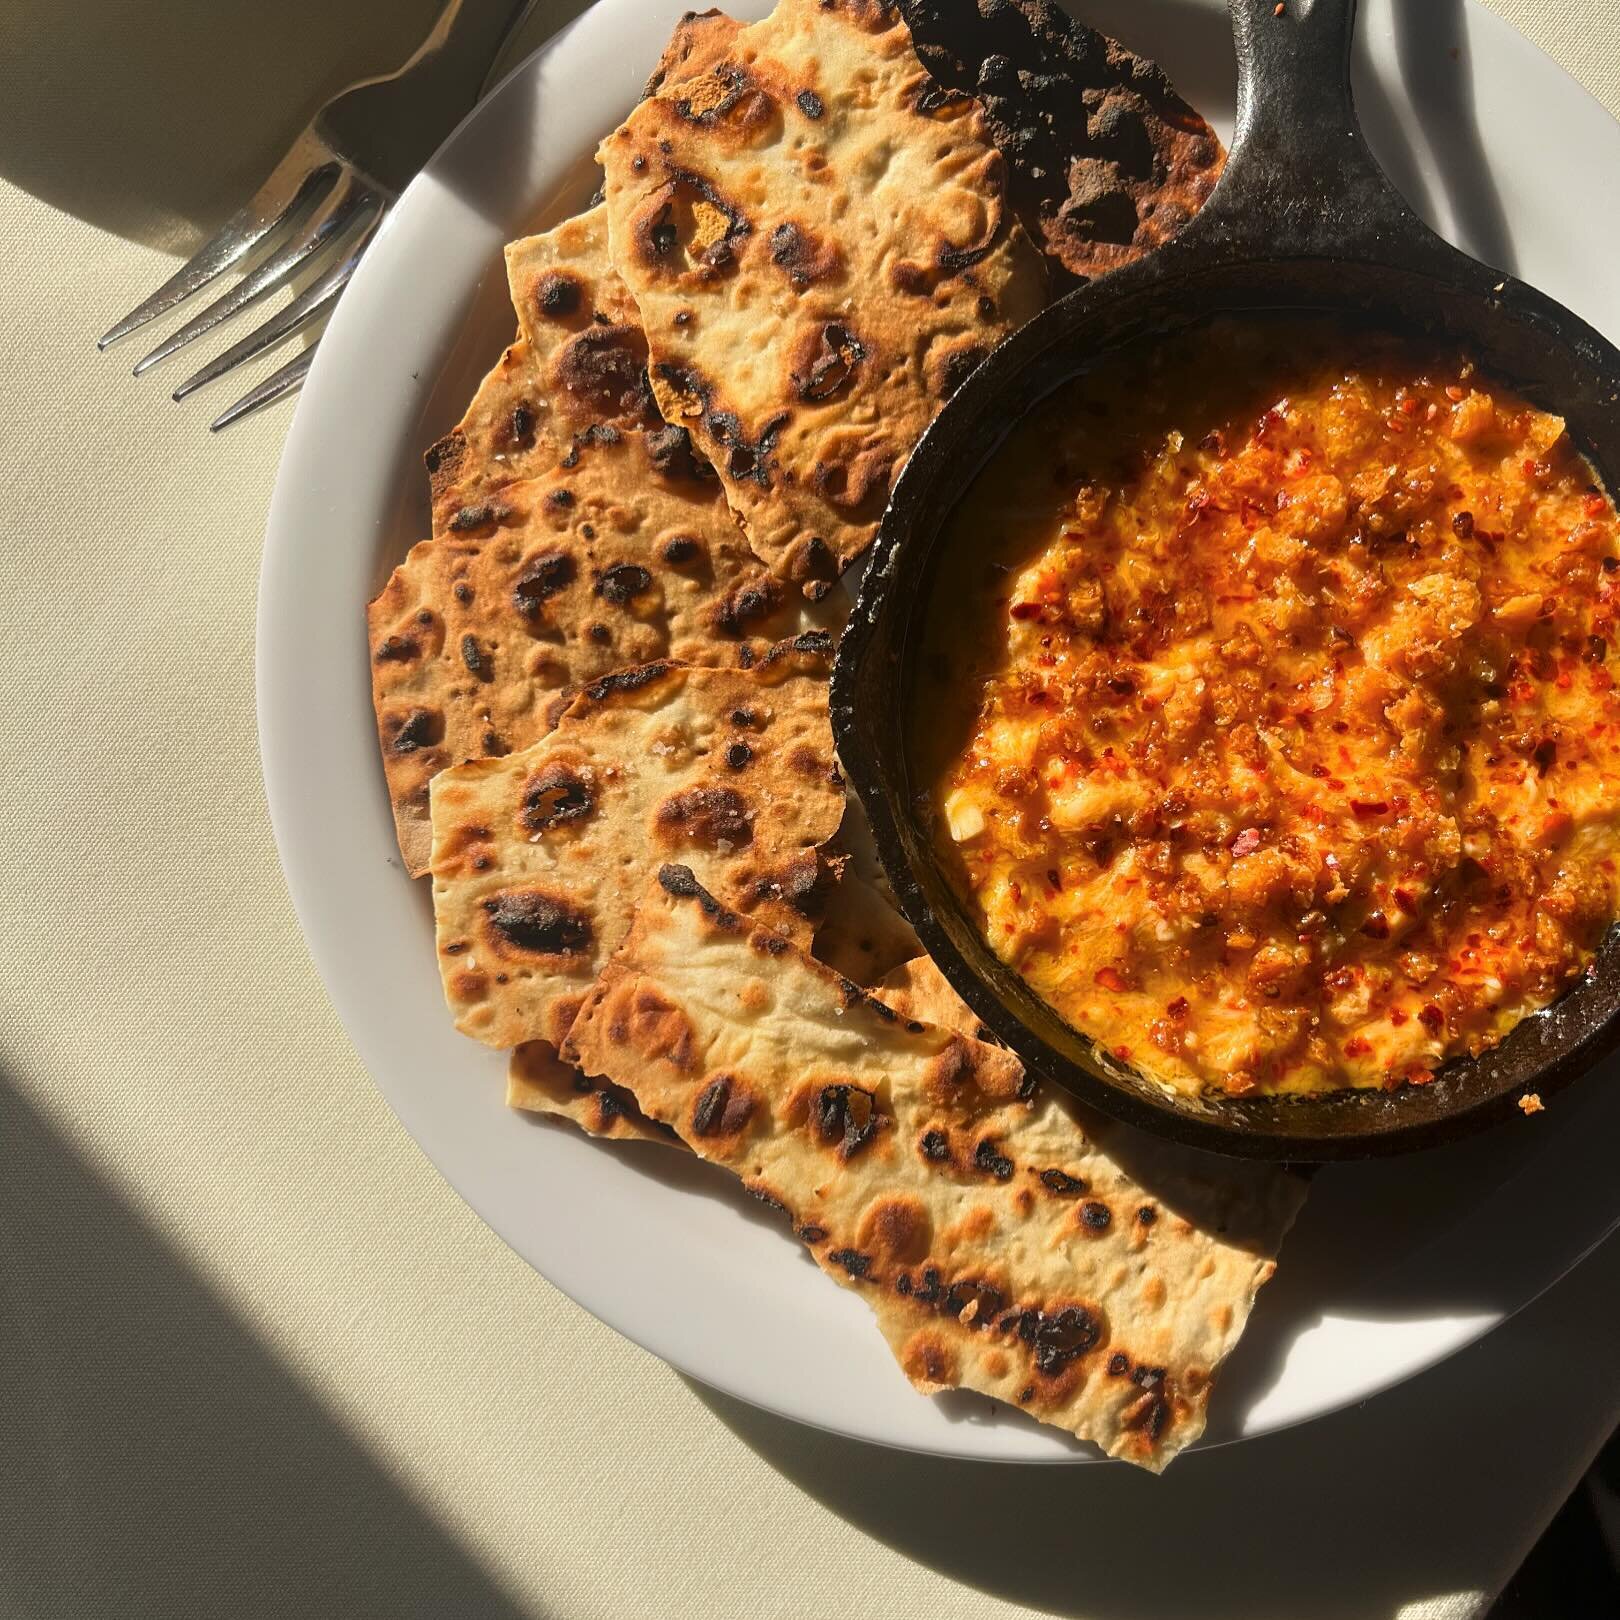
<box><xmin>320</xmin><ymin>0</ymin><xmax>539</xmax><ymax>185</ymax></box>
<box><xmin>399</xmin><ymin>0</ymin><xmax>538</xmax><ymax>103</ymax></box>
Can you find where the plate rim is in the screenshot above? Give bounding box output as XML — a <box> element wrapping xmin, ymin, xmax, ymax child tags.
<box><xmin>258</xmin><ymin>0</ymin><xmax>1620</xmax><ymax>1464</ymax></box>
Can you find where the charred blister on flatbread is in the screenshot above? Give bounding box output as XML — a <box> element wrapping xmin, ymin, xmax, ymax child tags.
<box><xmin>925</xmin><ymin>338</ymin><xmax>989</xmax><ymax>400</ymax></box>
<box><xmin>672</xmin><ymin>62</ymin><xmax>777</xmax><ymax>134</ymax></box>
<box><xmin>709</xmin><ymin>575</ymin><xmax>786</xmax><ymax>639</ymax></box>
<box><xmin>551</xmin><ymin>324</ymin><xmax>658</xmax><ymax>422</ymax></box>
<box><xmin>481</xmin><ymin>888</ymin><xmax>594</xmax><ymax>959</ymax></box>
<box><xmin>448</xmin><ymin>500</ymin><xmax>516</xmax><ymax>534</ymax></box>
<box><xmin>643</xmin><ymin>421</ymin><xmax>708</xmax><ymax>481</ymax></box>
<box><xmin>769</xmin><ymin>221</ymin><xmax>840</xmax><ymax>289</ymax></box>
<box><xmin>791</xmin><ymin>322</ymin><xmax>866</xmax><ymax>403</ymax></box>
<box><xmin>706</xmin><ymin>409</ymin><xmax>786</xmax><ymax>490</ymax></box>
<box><xmin>656</xmin><ymin>785</ymin><xmax>755</xmax><ymax>850</ymax></box>
<box><xmin>519</xmin><ymin>761</ymin><xmax>596</xmax><ymax>835</ymax></box>
<box><xmin>812</xmin><ymin>1082</ymin><xmax>887</xmax><ymax>1159</ymax></box>
<box><xmin>460</xmin><ymin>634</ymin><xmax>493</xmax><ymax>681</ymax></box>
<box><xmin>510</xmin><ymin>550</ymin><xmax>577</xmax><ymax>621</ymax></box>
<box><xmin>593</xmin><ymin>563</ymin><xmax>656</xmax><ymax>606</ymax></box>
<box><xmin>973</xmin><ymin>1137</ymin><xmax>1015</xmax><ymax>1181</ymax></box>
<box><xmin>533</xmin><ymin>270</ymin><xmax>584</xmax><ymax>320</ymax></box>
<box><xmin>385</xmin><ymin>707</ymin><xmax>442</xmax><ymax>754</ymax></box>
<box><xmin>633</xmin><ymin>170</ymin><xmax>753</xmax><ymax>273</ymax></box>
<box><xmin>690</xmin><ymin>1073</ymin><xmax>757</xmax><ymax>1137</ymax></box>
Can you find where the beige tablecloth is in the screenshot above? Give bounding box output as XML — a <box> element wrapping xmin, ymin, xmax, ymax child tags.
<box><xmin>3</xmin><ymin>2</ymin><xmax>1618</xmax><ymax>1616</ymax></box>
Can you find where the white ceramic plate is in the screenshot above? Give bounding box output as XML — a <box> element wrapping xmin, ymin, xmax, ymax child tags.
<box><xmin>261</xmin><ymin>0</ymin><xmax>1620</xmax><ymax>1461</ymax></box>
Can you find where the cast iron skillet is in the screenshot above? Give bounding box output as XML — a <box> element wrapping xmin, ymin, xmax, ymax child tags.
<box><xmin>832</xmin><ymin>0</ymin><xmax>1620</xmax><ymax>1159</ymax></box>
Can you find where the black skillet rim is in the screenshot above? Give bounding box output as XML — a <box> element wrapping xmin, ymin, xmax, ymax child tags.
<box><xmin>830</xmin><ymin>0</ymin><xmax>1620</xmax><ymax>1160</ymax></box>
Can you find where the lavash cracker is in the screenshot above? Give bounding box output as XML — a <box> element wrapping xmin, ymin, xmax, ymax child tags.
<box><xmin>598</xmin><ymin>0</ymin><xmax>1046</xmax><ymax>595</ymax></box>
<box><xmin>641</xmin><ymin>7</ymin><xmax>745</xmax><ymax>101</ymax></box>
<box><xmin>371</xmin><ymin>204</ymin><xmax>835</xmax><ymax>874</ymax></box>
<box><xmin>509</xmin><ymin>791</ymin><xmax>916</xmax><ymax>1139</ymax></box>
<box><xmin>564</xmin><ymin>865</ymin><xmax>1304</xmax><ymax>1469</ymax></box>
<box><xmin>897</xmin><ymin>0</ymin><xmax>1224</xmax><ymax>287</ymax></box>
<box><xmin>508</xmin><ymin>1038</ymin><xmax>671</xmax><ymax>1144</ymax></box>
<box><xmin>430</xmin><ymin>642</ymin><xmax>844</xmax><ymax>1051</ymax></box>
<box><xmin>430</xmin><ymin>9</ymin><xmax>753</xmax><ymax>532</ymax></box>
<box><xmin>423</xmin><ymin>201</ymin><xmax>671</xmax><ymax>536</ymax></box>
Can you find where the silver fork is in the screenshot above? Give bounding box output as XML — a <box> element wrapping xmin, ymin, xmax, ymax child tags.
<box><xmin>97</xmin><ymin>0</ymin><xmax>536</xmax><ymax>431</ymax></box>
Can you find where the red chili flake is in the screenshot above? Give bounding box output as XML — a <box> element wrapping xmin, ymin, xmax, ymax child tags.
<box><xmin>1230</xmin><ymin>827</ymin><xmax>1262</xmax><ymax>859</ymax></box>
<box><xmin>1418</xmin><ymin>1003</ymin><xmax>1445</xmax><ymax>1033</ymax></box>
<box><xmin>1096</xmin><ymin>966</ymin><xmax>1129</xmax><ymax>992</ymax></box>
<box><xmin>1351</xmin><ymin>799</ymin><xmax>1390</xmax><ymax>818</ymax></box>
<box><xmin>1166</xmin><ymin>996</ymin><xmax>1189</xmax><ymax>1020</ymax></box>
<box><xmin>1114</xmin><ymin>1045</ymin><xmax>1132</xmax><ymax>1061</ymax></box>
<box><xmin>1361</xmin><ymin>912</ymin><xmax>1391</xmax><ymax>939</ymax></box>
<box><xmin>1009</xmin><ymin>602</ymin><xmax>1043</xmax><ymax>621</ymax></box>
<box><xmin>1407</xmin><ymin>1066</ymin><xmax>1436</xmax><ymax>1086</ymax></box>
<box><xmin>1343</xmin><ymin>1037</ymin><xmax>1372</xmax><ymax>1058</ymax></box>
<box><xmin>1310</xmin><ymin>764</ymin><xmax>1330</xmax><ymax>778</ymax></box>
<box><xmin>1047</xmin><ymin>868</ymin><xmax>1062</xmax><ymax>892</ymax></box>
<box><xmin>1390</xmin><ymin>1008</ymin><xmax>1409</xmax><ymax>1026</ymax></box>
<box><xmin>1585</xmin><ymin>494</ymin><xmax>1609</xmax><ymax>517</ymax></box>
<box><xmin>1393</xmin><ymin>887</ymin><xmax>1418</xmax><ymax>912</ymax></box>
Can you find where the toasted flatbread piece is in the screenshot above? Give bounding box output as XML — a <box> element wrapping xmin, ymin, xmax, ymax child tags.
<box><xmin>501</xmin><ymin>204</ymin><xmax>649</xmax><ymax>398</ymax></box>
<box><xmin>371</xmin><ymin>423</ymin><xmax>828</xmax><ymax>874</ymax></box>
<box><xmin>424</xmin><ymin>18</ymin><xmax>739</xmax><ymax>532</ymax></box>
<box><xmin>426</xmin><ymin>205</ymin><xmax>669</xmax><ymax>534</ymax></box>
<box><xmin>431</xmin><ymin>647</ymin><xmax>843</xmax><ymax>1049</ymax></box>
<box><xmin>423</xmin><ymin>339</ymin><xmax>556</xmax><ymax>537</ymax></box>
<box><xmin>898</xmin><ymin>0</ymin><xmax>1224</xmax><ymax>287</ymax></box>
<box><xmin>810</xmin><ymin>871</ymin><xmax>921</xmax><ymax>986</ymax></box>
<box><xmin>598</xmin><ymin>0</ymin><xmax>1046</xmax><ymax>592</ymax></box>
<box><xmin>565</xmin><ymin>867</ymin><xmax>1302</xmax><ymax>1469</ymax></box>
<box><xmin>508</xmin><ymin>1039</ymin><xmax>672</xmax><ymax>1144</ymax></box>
<box><xmin>642</xmin><ymin>7</ymin><xmax>744</xmax><ymax>99</ymax></box>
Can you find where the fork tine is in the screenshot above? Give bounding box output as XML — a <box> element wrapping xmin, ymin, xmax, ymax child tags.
<box><xmin>170</xmin><ymin>207</ymin><xmax>384</xmax><ymax>402</ymax></box>
<box><xmin>209</xmin><ymin>347</ymin><xmax>317</xmax><ymax>433</ymax></box>
<box><xmin>97</xmin><ymin>130</ymin><xmax>338</xmax><ymax>351</ymax></box>
<box><xmin>132</xmin><ymin>170</ymin><xmax>373</xmax><ymax>377</ymax></box>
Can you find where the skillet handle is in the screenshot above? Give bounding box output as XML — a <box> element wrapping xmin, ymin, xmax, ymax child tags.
<box><xmin>1203</xmin><ymin>0</ymin><xmax>1428</xmax><ymax>260</ymax></box>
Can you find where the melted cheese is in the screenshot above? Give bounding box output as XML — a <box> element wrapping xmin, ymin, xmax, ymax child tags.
<box><xmin>919</xmin><ymin>320</ymin><xmax>1620</xmax><ymax>1097</ymax></box>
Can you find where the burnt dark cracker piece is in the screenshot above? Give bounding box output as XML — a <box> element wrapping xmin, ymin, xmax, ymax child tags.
<box><xmin>897</xmin><ymin>0</ymin><xmax>1223</xmax><ymax>287</ymax></box>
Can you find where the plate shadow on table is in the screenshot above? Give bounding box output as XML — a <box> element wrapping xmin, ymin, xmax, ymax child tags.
<box><xmin>0</xmin><ymin>1071</ymin><xmax>544</xmax><ymax>1620</ymax></box>
<box><xmin>672</xmin><ymin>1063</ymin><xmax>1620</xmax><ymax>1619</ymax></box>
<box><xmin>687</xmin><ymin>1206</ymin><xmax>1620</xmax><ymax>1620</ymax></box>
